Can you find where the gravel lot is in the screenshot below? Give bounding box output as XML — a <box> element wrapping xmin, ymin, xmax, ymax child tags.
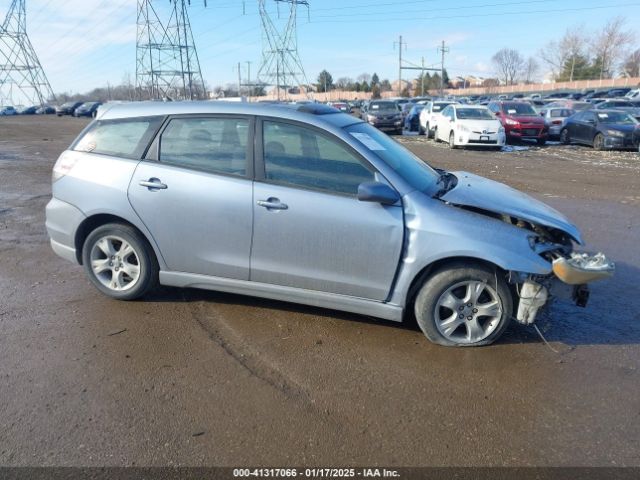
<box><xmin>1</xmin><ymin>115</ymin><xmax>639</xmax><ymax>467</ymax></box>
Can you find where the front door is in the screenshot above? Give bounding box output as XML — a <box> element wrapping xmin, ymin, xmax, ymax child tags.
<box><xmin>128</xmin><ymin>115</ymin><xmax>254</xmax><ymax>279</ymax></box>
<box><xmin>250</xmin><ymin>119</ymin><xmax>404</xmax><ymax>301</ymax></box>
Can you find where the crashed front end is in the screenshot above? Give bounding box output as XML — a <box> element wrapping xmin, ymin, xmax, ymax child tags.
<box><xmin>436</xmin><ymin>171</ymin><xmax>615</xmax><ymax>326</ymax></box>
<box><xmin>500</xmin><ymin>216</ymin><xmax>614</xmax><ymax>325</ymax></box>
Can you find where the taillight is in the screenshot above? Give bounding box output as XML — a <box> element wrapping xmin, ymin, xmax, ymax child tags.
<box><xmin>52</xmin><ymin>152</ymin><xmax>79</xmax><ymax>182</ymax></box>
<box><xmin>552</xmin><ymin>120</ymin><xmax>562</xmax><ymax>125</ymax></box>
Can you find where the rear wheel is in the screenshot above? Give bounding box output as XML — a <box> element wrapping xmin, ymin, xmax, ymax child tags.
<box><xmin>537</xmin><ymin>138</ymin><xmax>546</xmax><ymax>146</ymax></box>
<box><xmin>414</xmin><ymin>261</ymin><xmax>513</xmax><ymax>347</ymax></box>
<box><xmin>82</xmin><ymin>223</ymin><xmax>158</xmax><ymax>300</ymax></box>
<box><xmin>560</xmin><ymin>128</ymin><xmax>570</xmax><ymax>145</ymax></box>
<box><xmin>593</xmin><ymin>133</ymin><xmax>605</xmax><ymax>151</ymax></box>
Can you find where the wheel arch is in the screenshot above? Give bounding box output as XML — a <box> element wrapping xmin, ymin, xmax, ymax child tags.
<box><xmin>74</xmin><ymin>213</ymin><xmax>163</xmax><ymax>267</ymax></box>
<box><xmin>403</xmin><ymin>255</ymin><xmax>509</xmax><ymax>320</ymax></box>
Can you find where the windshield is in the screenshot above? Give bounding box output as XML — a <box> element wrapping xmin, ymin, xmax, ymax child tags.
<box><xmin>596</xmin><ymin>112</ymin><xmax>638</xmax><ymax>124</ymax></box>
<box><xmin>345</xmin><ymin>122</ymin><xmax>439</xmax><ymax>194</ymax></box>
<box><xmin>456</xmin><ymin>108</ymin><xmax>494</xmax><ymax>120</ymax></box>
<box><xmin>503</xmin><ymin>103</ymin><xmax>537</xmax><ymax>116</ymax></box>
<box><xmin>370</xmin><ymin>102</ymin><xmax>398</xmax><ymax>111</ymax></box>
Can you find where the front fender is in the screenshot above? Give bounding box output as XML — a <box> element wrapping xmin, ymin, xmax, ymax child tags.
<box><xmin>389</xmin><ymin>192</ymin><xmax>552</xmax><ymax>307</ymax></box>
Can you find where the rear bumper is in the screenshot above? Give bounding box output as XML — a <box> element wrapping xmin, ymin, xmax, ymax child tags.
<box><xmin>45</xmin><ymin>197</ymin><xmax>85</xmax><ymax>264</ymax></box>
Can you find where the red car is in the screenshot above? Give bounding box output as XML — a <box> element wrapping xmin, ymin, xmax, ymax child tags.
<box><xmin>488</xmin><ymin>101</ymin><xmax>548</xmax><ymax>145</ymax></box>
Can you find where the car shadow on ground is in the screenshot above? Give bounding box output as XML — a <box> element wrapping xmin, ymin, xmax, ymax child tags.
<box><xmin>143</xmin><ymin>260</ymin><xmax>640</xmax><ymax>348</ymax></box>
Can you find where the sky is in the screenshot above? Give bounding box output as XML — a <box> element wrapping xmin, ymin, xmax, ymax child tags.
<box><xmin>3</xmin><ymin>0</ymin><xmax>640</xmax><ymax>96</ymax></box>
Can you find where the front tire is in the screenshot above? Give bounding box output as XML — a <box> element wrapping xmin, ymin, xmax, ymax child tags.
<box><xmin>82</xmin><ymin>223</ymin><xmax>158</xmax><ymax>300</ymax></box>
<box><xmin>593</xmin><ymin>133</ymin><xmax>605</xmax><ymax>151</ymax></box>
<box><xmin>560</xmin><ymin>128</ymin><xmax>570</xmax><ymax>145</ymax></box>
<box><xmin>449</xmin><ymin>131</ymin><xmax>457</xmax><ymax>149</ymax></box>
<box><xmin>414</xmin><ymin>261</ymin><xmax>513</xmax><ymax>347</ymax></box>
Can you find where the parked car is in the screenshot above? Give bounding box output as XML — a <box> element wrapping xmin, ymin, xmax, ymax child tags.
<box><xmin>560</xmin><ymin>109</ymin><xmax>640</xmax><ymax>150</ymax></box>
<box><xmin>363</xmin><ymin>100</ymin><xmax>403</xmax><ymax>134</ymax></box>
<box><xmin>545</xmin><ymin>100</ymin><xmax>590</xmax><ymax>111</ymax></box>
<box><xmin>434</xmin><ymin>104</ymin><xmax>505</xmax><ymax>149</ymax></box>
<box><xmin>36</xmin><ymin>105</ymin><xmax>56</xmax><ymax>115</ymax></box>
<box><xmin>591</xmin><ymin>99</ymin><xmax>634</xmax><ymax>110</ymax></box>
<box><xmin>602</xmin><ymin>88</ymin><xmax>632</xmax><ymax>98</ymax></box>
<box><xmin>18</xmin><ymin>105</ymin><xmax>38</xmax><ymax>115</ymax></box>
<box><xmin>56</xmin><ymin>101</ymin><xmax>83</xmax><ymax>117</ymax></box>
<box><xmin>74</xmin><ymin>102</ymin><xmax>102</xmax><ymax>118</ymax></box>
<box><xmin>539</xmin><ymin>107</ymin><xmax>575</xmax><ymax>139</ymax></box>
<box><xmin>0</xmin><ymin>105</ymin><xmax>17</xmax><ymax>116</ymax></box>
<box><xmin>418</xmin><ymin>100</ymin><xmax>457</xmax><ymax>137</ymax></box>
<box><xmin>45</xmin><ymin>101</ymin><xmax>613</xmax><ymax>347</ymax></box>
<box><xmin>488</xmin><ymin>101</ymin><xmax>548</xmax><ymax>145</ymax></box>
<box><xmin>624</xmin><ymin>89</ymin><xmax>640</xmax><ymax>100</ymax></box>
<box><xmin>403</xmin><ymin>104</ymin><xmax>425</xmax><ymax>132</ymax></box>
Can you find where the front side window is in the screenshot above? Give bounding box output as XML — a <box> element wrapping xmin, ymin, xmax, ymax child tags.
<box><xmin>262</xmin><ymin>121</ymin><xmax>374</xmax><ymax>196</ymax></box>
<box><xmin>74</xmin><ymin>116</ymin><xmax>163</xmax><ymax>159</ymax></box>
<box><xmin>159</xmin><ymin>117</ymin><xmax>249</xmax><ymax>176</ymax></box>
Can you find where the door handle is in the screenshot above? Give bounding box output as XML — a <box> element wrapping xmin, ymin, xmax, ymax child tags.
<box><xmin>257</xmin><ymin>198</ymin><xmax>288</xmax><ymax>210</ymax></box>
<box><xmin>139</xmin><ymin>178</ymin><xmax>167</xmax><ymax>190</ymax></box>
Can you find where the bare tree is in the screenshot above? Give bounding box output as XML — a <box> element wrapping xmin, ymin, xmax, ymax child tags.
<box><xmin>623</xmin><ymin>49</ymin><xmax>640</xmax><ymax>78</ymax></box>
<box><xmin>335</xmin><ymin>77</ymin><xmax>352</xmax><ymax>90</ymax></box>
<box><xmin>356</xmin><ymin>73</ymin><xmax>371</xmax><ymax>84</ymax></box>
<box><xmin>522</xmin><ymin>57</ymin><xmax>539</xmax><ymax>83</ymax></box>
<box><xmin>539</xmin><ymin>26</ymin><xmax>586</xmax><ymax>81</ymax></box>
<box><xmin>492</xmin><ymin>48</ymin><xmax>524</xmax><ymax>85</ymax></box>
<box><xmin>591</xmin><ymin>17</ymin><xmax>635</xmax><ymax>79</ymax></box>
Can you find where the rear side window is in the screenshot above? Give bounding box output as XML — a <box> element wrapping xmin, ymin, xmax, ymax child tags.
<box><xmin>158</xmin><ymin>117</ymin><xmax>249</xmax><ymax>176</ymax></box>
<box><xmin>74</xmin><ymin>117</ymin><xmax>162</xmax><ymax>159</ymax></box>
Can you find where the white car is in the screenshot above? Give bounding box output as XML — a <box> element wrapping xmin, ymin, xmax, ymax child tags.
<box><xmin>419</xmin><ymin>101</ymin><xmax>458</xmax><ymax>137</ymax></box>
<box><xmin>625</xmin><ymin>89</ymin><xmax>640</xmax><ymax>99</ymax></box>
<box><xmin>434</xmin><ymin>104</ymin><xmax>506</xmax><ymax>149</ymax></box>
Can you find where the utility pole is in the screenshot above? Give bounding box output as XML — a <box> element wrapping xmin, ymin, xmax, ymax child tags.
<box><xmin>246</xmin><ymin>61</ymin><xmax>252</xmax><ymax>101</ymax></box>
<box><xmin>421</xmin><ymin>56</ymin><xmax>425</xmax><ymax>97</ymax></box>
<box><xmin>394</xmin><ymin>35</ymin><xmax>406</xmax><ymax>96</ymax></box>
<box><xmin>438</xmin><ymin>40</ymin><xmax>449</xmax><ymax>96</ymax></box>
<box><xmin>237</xmin><ymin>62</ymin><xmax>242</xmax><ymax>97</ymax></box>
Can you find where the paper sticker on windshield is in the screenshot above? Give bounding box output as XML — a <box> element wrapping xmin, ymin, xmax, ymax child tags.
<box><xmin>350</xmin><ymin>132</ymin><xmax>386</xmax><ymax>150</ymax></box>
<box><xmin>597</xmin><ymin>113</ymin><xmax>608</xmax><ymax>119</ymax></box>
<box><xmin>507</xmin><ymin>109</ymin><xmax>517</xmax><ymax>114</ymax></box>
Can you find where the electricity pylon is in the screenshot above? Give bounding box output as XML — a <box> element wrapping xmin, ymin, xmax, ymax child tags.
<box><xmin>136</xmin><ymin>0</ymin><xmax>206</xmax><ymax>101</ymax></box>
<box><xmin>0</xmin><ymin>0</ymin><xmax>55</xmax><ymax>106</ymax></box>
<box><xmin>257</xmin><ymin>0</ymin><xmax>310</xmax><ymax>100</ymax></box>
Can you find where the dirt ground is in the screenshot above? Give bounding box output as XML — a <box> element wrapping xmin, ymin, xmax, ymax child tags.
<box><xmin>0</xmin><ymin>115</ymin><xmax>639</xmax><ymax>467</ymax></box>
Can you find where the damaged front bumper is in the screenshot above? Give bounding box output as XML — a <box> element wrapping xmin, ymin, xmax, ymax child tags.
<box><xmin>513</xmin><ymin>252</ymin><xmax>615</xmax><ymax>325</ymax></box>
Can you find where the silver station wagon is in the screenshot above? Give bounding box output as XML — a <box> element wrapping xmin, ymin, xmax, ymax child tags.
<box><xmin>46</xmin><ymin>102</ymin><xmax>613</xmax><ymax>347</ymax></box>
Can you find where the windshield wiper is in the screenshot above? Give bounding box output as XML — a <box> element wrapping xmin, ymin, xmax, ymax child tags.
<box><xmin>434</xmin><ymin>169</ymin><xmax>458</xmax><ymax>198</ymax></box>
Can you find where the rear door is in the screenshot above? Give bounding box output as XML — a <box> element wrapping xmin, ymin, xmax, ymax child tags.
<box><xmin>128</xmin><ymin>115</ymin><xmax>254</xmax><ymax>279</ymax></box>
<box><xmin>250</xmin><ymin>118</ymin><xmax>404</xmax><ymax>301</ymax></box>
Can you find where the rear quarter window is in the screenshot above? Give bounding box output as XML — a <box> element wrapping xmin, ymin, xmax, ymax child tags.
<box><xmin>73</xmin><ymin>116</ymin><xmax>163</xmax><ymax>159</ymax></box>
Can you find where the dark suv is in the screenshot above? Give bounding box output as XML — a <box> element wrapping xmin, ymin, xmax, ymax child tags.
<box><xmin>488</xmin><ymin>101</ymin><xmax>548</xmax><ymax>145</ymax></box>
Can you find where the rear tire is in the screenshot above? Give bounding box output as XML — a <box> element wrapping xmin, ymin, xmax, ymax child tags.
<box><xmin>414</xmin><ymin>261</ymin><xmax>513</xmax><ymax>347</ymax></box>
<box><xmin>81</xmin><ymin>223</ymin><xmax>158</xmax><ymax>301</ymax></box>
<box><xmin>537</xmin><ymin>138</ymin><xmax>546</xmax><ymax>146</ymax></box>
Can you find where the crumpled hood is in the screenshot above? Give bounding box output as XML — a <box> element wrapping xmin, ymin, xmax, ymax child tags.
<box><xmin>440</xmin><ymin>171</ymin><xmax>583</xmax><ymax>244</ymax></box>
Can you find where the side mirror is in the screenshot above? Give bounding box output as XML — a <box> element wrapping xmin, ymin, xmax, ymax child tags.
<box><xmin>357</xmin><ymin>182</ymin><xmax>400</xmax><ymax>206</ymax></box>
